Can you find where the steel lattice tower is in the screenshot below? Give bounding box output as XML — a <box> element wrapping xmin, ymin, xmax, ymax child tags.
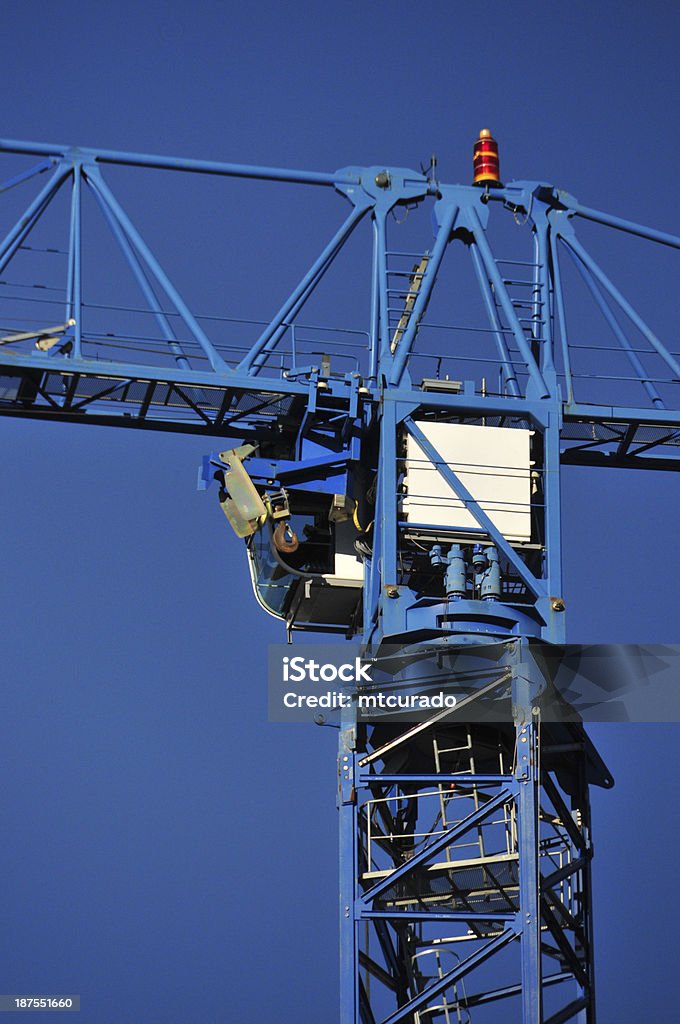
<box><xmin>0</xmin><ymin>133</ymin><xmax>678</xmax><ymax>1022</ymax></box>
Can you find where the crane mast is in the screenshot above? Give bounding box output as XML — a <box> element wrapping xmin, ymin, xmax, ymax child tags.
<box><xmin>1</xmin><ymin>133</ymin><xmax>679</xmax><ymax>1022</ymax></box>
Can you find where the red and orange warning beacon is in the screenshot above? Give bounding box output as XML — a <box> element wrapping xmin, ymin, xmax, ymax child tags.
<box><xmin>473</xmin><ymin>128</ymin><xmax>502</xmax><ymax>187</ymax></box>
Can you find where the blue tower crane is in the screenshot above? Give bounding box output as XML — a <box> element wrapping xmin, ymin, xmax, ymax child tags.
<box><xmin>1</xmin><ymin>131</ymin><xmax>679</xmax><ymax>1022</ymax></box>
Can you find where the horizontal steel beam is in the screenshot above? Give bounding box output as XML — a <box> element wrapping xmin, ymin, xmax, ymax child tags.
<box><xmin>360</xmin><ymin>909</ymin><xmax>518</xmax><ymax>922</ymax></box>
<box><xmin>564</xmin><ymin>402</ymin><xmax>680</xmax><ymax>426</ymax></box>
<box><xmin>562</xmin><ymin>450</ymin><xmax>680</xmax><ymax>471</ymax></box>
<box><xmin>0</xmin><ymin>137</ymin><xmax>360</xmax><ymax>187</ymax></box>
<box><xmin>358</xmin><ymin>773</ymin><xmax>515</xmax><ymax>786</ymax></box>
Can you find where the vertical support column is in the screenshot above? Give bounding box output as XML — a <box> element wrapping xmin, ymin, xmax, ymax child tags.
<box><xmin>339</xmin><ymin>711</ymin><xmax>359</xmax><ymax>1024</ymax></box>
<box><xmin>549</xmin><ymin>231</ymin><xmax>574</xmax><ymax>404</ymax></box>
<box><xmin>368</xmin><ymin>219</ymin><xmax>381</xmax><ymax>382</ymax></box>
<box><xmin>513</xmin><ymin>648</ymin><xmax>543</xmax><ymax>1024</ymax></box>
<box><xmin>543</xmin><ymin>403</ymin><xmax>565</xmax><ymax>643</ymax></box>
<box><xmin>364</xmin><ymin>457</ymin><xmax>382</xmax><ymax>644</ymax></box>
<box><xmin>575</xmin><ymin>751</ymin><xmax>597</xmax><ymax>1024</ymax></box>
<box><xmin>66</xmin><ymin>163</ymin><xmax>83</xmax><ymax>359</ymax></box>
<box><xmin>375</xmin><ymin>208</ymin><xmax>391</xmax><ymax>364</ymax></box>
<box><xmin>534</xmin><ymin>216</ymin><xmax>557</xmax><ymax>386</ymax></box>
<box><xmin>377</xmin><ymin>397</ymin><xmax>400</xmax><ymax>639</ymax></box>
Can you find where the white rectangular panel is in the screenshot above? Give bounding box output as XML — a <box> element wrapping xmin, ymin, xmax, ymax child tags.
<box><xmin>402</xmin><ymin>421</ymin><xmax>532</xmax><ymax>543</ymax></box>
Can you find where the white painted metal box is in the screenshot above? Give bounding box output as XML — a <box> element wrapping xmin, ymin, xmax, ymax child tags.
<box><xmin>402</xmin><ymin>421</ymin><xmax>533</xmax><ymax>543</ymax></box>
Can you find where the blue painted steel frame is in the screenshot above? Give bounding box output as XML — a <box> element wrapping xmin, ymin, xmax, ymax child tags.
<box><xmin>2</xmin><ymin>137</ymin><xmax>680</xmax><ymax>446</ymax></box>
<box><xmin>2</xmin><ymin>137</ymin><xmax>680</xmax><ymax>1023</ymax></box>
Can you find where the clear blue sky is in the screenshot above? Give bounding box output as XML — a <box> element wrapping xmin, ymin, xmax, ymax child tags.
<box><xmin>1</xmin><ymin>2</ymin><xmax>679</xmax><ymax>1021</ymax></box>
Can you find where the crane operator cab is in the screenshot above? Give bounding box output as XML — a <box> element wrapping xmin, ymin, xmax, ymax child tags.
<box><xmin>201</xmin><ymin>416</ymin><xmax>538</xmax><ymax>641</ymax></box>
<box><xmin>199</xmin><ymin>443</ymin><xmax>366</xmax><ymax>637</ymax></box>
